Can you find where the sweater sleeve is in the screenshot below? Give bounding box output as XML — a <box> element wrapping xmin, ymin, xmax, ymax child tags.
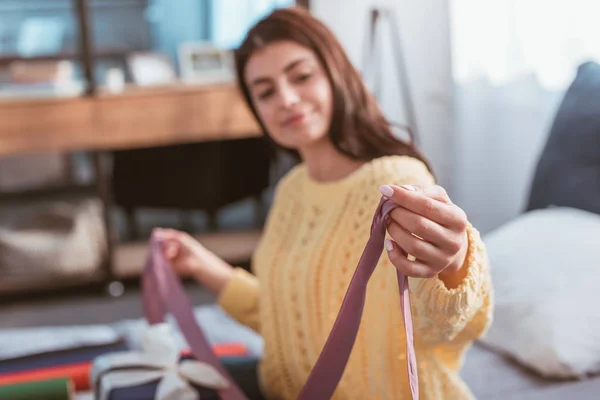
<box><xmin>408</xmin><ymin>223</ymin><xmax>493</xmax><ymax>345</ymax></box>
<box><xmin>373</xmin><ymin>156</ymin><xmax>493</xmax><ymax>345</ymax></box>
<box><xmin>217</xmin><ymin>267</ymin><xmax>261</xmax><ymax>333</ymax></box>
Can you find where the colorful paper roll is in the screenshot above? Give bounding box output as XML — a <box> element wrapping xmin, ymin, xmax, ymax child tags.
<box><xmin>0</xmin><ymin>342</ymin><xmax>129</xmax><ymax>374</ymax></box>
<box><xmin>0</xmin><ymin>362</ymin><xmax>90</xmax><ymax>391</ymax></box>
<box><xmin>180</xmin><ymin>343</ymin><xmax>249</xmax><ymax>358</ymax></box>
<box><xmin>212</xmin><ymin>342</ymin><xmax>249</xmax><ymax>357</ymax></box>
<box><xmin>0</xmin><ymin>343</ymin><xmax>248</xmax><ymax>393</ymax></box>
<box><xmin>0</xmin><ymin>377</ymin><xmax>74</xmax><ymax>400</ymax></box>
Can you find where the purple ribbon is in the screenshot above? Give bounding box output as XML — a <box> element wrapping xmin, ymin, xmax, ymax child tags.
<box><xmin>142</xmin><ymin>197</ymin><xmax>419</xmax><ymax>400</ymax></box>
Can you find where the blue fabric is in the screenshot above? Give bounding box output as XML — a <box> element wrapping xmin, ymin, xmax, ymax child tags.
<box><xmin>527</xmin><ymin>61</ymin><xmax>600</xmax><ymax>214</ymax></box>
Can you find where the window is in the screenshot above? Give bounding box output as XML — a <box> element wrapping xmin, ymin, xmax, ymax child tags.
<box><xmin>211</xmin><ymin>0</ymin><xmax>295</xmax><ymax>50</ymax></box>
<box><xmin>0</xmin><ymin>0</ymin><xmax>301</xmax><ymax>97</ymax></box>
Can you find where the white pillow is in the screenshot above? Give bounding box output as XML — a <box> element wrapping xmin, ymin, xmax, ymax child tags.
<box><xmin>480</xmin><ymin>207</ymin><xmax>600</xmax><ymax>379</ymax></box>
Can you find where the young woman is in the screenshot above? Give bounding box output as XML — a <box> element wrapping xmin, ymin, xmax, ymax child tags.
<box><xmin>156</xmin><ymin>6</ymin><xmax>492</xmax><ymax>400</ymax></box>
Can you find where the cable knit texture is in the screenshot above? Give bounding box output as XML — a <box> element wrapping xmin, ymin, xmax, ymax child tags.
<box><xmin>218</xmin><ymin>155</ymin><xmax>493</xmax><ymax>400</ymax></box>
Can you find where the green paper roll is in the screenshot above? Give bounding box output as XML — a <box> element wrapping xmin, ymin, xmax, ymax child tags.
<box><xmin>0</xmin><ymin>377</ymin><xmax>73</xmax><ymax>400</ymax></box>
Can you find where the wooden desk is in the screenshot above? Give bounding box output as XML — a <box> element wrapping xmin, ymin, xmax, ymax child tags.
<box><xmin>0</xmin><ymin>82</ymin><xmax>261</xmax><ymax>156</ymax></box>
<box><xmin>0</xmin><ymin>83</ymin><xmax>265</xmax><ymax>291</ymax></box>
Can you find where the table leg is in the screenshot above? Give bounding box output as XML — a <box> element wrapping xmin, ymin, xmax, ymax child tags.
<box><xmin>91</xmin><ymin>152</ymin><xmax>119</xmax><ymax>292</ymax></box>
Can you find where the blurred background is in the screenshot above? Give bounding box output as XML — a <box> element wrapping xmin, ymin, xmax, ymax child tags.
<box><xmin>0</xmin><ymin>0</ymin><xmax>300</xmax><ymax>296</ymax></box>
<box><xmin>0</xmin><ymin>1</ymin><xmax>599</xmax><ymax>399</ymax></box>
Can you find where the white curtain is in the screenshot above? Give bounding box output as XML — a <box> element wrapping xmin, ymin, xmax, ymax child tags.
<box><xmin>451</xmin><ymin>0</ymin><xmax>600</xmax><ymax>90</ymax></box>
<box><xmin>449</xmin><ymin>0</ymin><xmax>600</xmax><ymax>233</ymax></box>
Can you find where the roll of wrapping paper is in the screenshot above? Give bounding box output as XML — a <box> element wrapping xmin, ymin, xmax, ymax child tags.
<box><xmin>0</xmin><ymin>362</ymin><xmax>90</xmax><ymax>391</ymax></box>
<box><xmin>183</xmin><ymin>343</ymin><xmax>249</xmax><ymax>358</ymax></box>
<box><xmin>0</xmin><ymin>341</ymin><xmax>129</xmax><ymax>374</ymax></box>
<box><xmin>0</xmin><ymin>377</ymin><xmax>74</xmax><ymax>400</ymax></box>
<box><xmin>0</xmin><ymin>344</ymin><xmax>248</xmax><ymax>392</ymax></box>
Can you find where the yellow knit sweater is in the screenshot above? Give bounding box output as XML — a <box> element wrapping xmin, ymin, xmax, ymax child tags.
<box><xmin>218</xmin><ymin>156</ymin><xmax>493</xmax><ymax>400</ymax></box>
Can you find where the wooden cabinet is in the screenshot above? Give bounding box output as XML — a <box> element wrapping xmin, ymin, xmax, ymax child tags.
<box><xmin>0</xmin><ymin>83</ymin><xmax>260</xmax><ymax>156</ymax></box>
<box><xmin>0</xmin><ymin>83</ymin><xmax>266</xmax><ymax>296</ymax></box>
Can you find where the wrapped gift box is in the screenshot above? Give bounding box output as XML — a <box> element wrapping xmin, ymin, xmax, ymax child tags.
<box><xmin>92</xmin><ymin>324</ymin><xmax>236</xmax><ymax>400</ymax></box>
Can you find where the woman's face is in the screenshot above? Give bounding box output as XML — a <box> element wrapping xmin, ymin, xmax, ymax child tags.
<box><xmin>244</xmin><ymin>40</ymin><xmax>333</xmax><ymax>151</ymax></box>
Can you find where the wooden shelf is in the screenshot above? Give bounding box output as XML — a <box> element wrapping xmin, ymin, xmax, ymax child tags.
<box><xmin>113</xmin><ymin>229</ymin><xmax>262</xmax><ymax>278</ymax></box>
<box><xmin>0</xmin><ymin>49</ymin><xmax>131</xmax><ymax>66</ymax></box>
<box><xmin>0</xmin><ymin>270</ymin><xmax>107</xmax><ymax>296</ymax></box>
<box><xmin>0</xmin><ymin>183</ymin><xmax>96</xmax><ymax>202</ymax></box>
<box><xmin>0</xmin><ymin>0</ymin><xmax>271</xmax><ymax>295</ymax></box>
<box><xmin>0</xmin><ymin>82</ymin><xmax>262</xmax><ymax>156</ymax></box>
<box><xmin>0</xmin><ymin>228</ymin><xmax>261</xmax><ymax>296</ymax></box>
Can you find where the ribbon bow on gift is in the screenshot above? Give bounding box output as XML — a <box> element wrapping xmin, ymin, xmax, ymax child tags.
<box><xmin>92</xmin><ymin>323</ymin><xmax>229</xmax><ymax>400</ymax></box>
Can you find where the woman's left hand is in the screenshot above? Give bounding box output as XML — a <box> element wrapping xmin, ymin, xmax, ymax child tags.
<box><xmin>379</xmin><ymin>184</ymin><xmax>469</xmax><ymax>286</ymax></box>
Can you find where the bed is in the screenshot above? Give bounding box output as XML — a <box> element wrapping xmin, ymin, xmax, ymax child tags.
<box><xmin>463</xmin><ymin>60</ymin><xmax>600</xmax><ymax>400</ymax></box>
<box><xmin>462</xmin><ymin>342</ymin><xmax>600</xmax><ymax>400</ymax></box>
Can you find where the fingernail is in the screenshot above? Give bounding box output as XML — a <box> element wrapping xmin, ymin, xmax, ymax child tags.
<box><xmin>379</xmin><ymin>185</ymin><xmax>394</xmax><ymax>198</ymax></box>
<box><xmin>401</xmin><ymin>184</ymin><xmax>416</xmax><ymax>191</ymax></box>
<box><xmin>385</xmin><ymin>239</ymin><xmax>394</xmax><ymax>252</ymax></box>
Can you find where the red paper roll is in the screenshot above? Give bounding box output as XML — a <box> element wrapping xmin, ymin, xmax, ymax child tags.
<box><xmin>0</xmin><ymin>343</ymin><xmax>249</xmax><ymax>393</ymax></box>
<box><xmin>0</xmin><ymin>362</ymin><xmax>91</xmax><ymax>391</ymax></box>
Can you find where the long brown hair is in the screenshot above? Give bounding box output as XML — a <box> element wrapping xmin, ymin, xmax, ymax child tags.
<box><xmin>234</xmin><ymin>6</ymin><xmax>432</xmax><ymax>172</ymax></box>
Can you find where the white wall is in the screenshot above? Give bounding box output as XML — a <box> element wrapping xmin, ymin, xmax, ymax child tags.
<box><xmin>311</xmin><ymin>0</ymin><xmax>456</xmax><ymax>188</ymax></box>
<box><xmin>447</xmin><ymin>3</ymin><xmax>571</xmax><ymax>234</ymax></box>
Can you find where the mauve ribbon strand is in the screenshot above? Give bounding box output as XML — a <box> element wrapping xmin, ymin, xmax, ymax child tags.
<box><xmin>141</xmin><ymin>197</ymin><xmax>418</xmax><ymax>400</ymax></box>
<box><xmin>296</xmin><ymin>198</ymin><xmax>419</xmax><ymax>400</ymax></box>
<box><xmin>142</xmin><ymin>235</ymin><xmax>248</xmax><ymax>400</ymax></box>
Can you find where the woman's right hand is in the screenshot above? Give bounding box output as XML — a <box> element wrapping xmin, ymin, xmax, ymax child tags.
<box><xmin>153</xmin><ymin>228</ymin><xmax>235</xmax><ymax>295</ymax></box>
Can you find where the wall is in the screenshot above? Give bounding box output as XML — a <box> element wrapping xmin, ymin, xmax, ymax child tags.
<box><xmin>311</xmin><ymin>0</ymin><xmax>455</xmax><ymax>188</ymax></box>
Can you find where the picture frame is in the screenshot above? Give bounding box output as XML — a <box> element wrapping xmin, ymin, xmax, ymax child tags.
<box><xmin>178</xmin><ymin>42</ymin><xmax>235</xmax><ymax>84</ymax></box>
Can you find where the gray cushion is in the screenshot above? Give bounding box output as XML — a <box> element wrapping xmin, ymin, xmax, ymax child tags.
<box><xmin>526</xmin><ymin>61</ymin><xmax>600</xmax><ymax>214</ymax></box>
